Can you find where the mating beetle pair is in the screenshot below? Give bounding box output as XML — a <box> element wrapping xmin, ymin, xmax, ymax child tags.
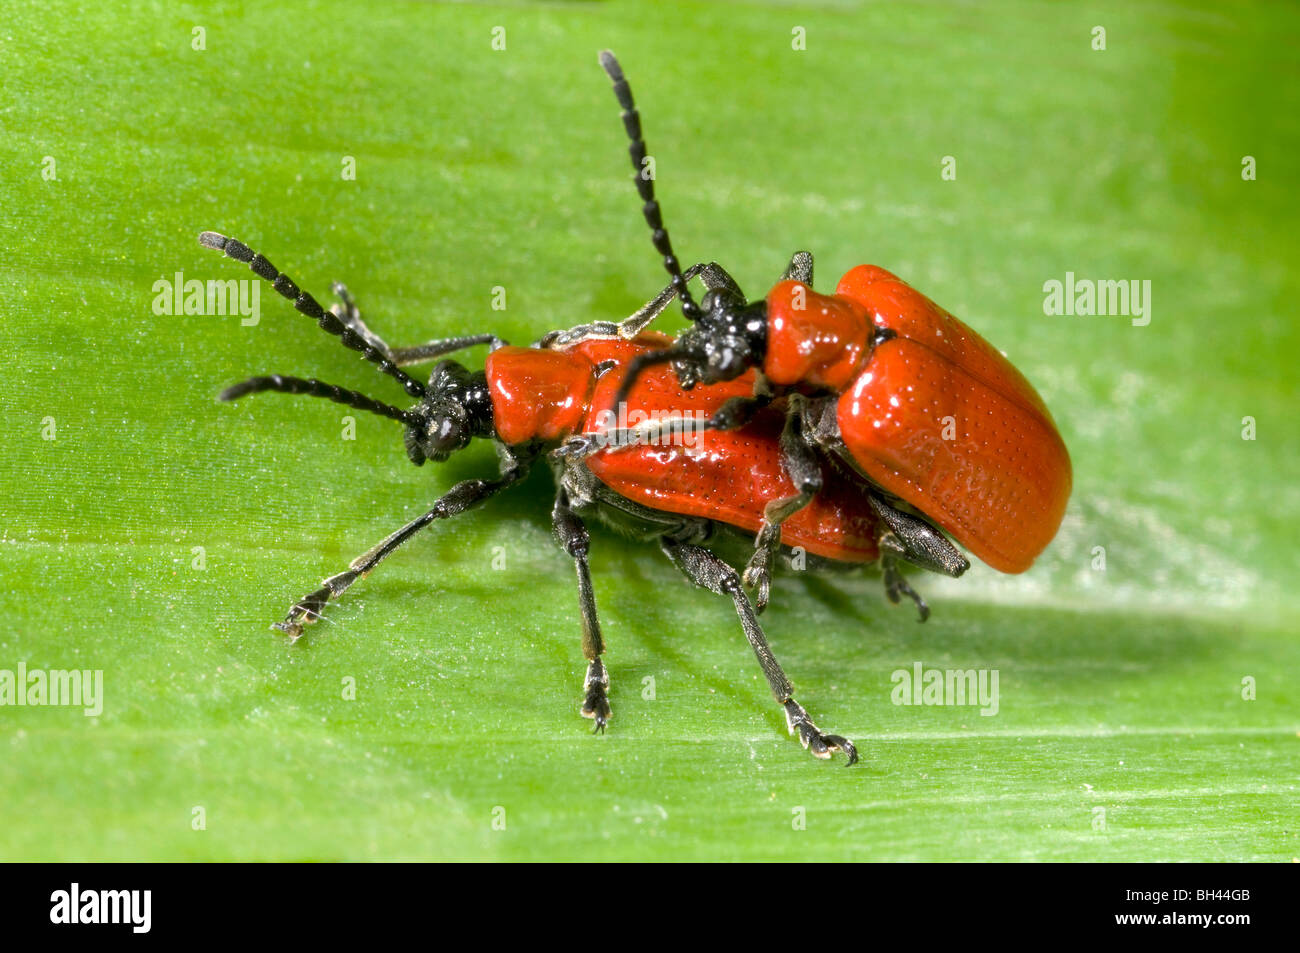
<box><xmin>202</xmin><ymin>52</ymin><xmax>1071</xmax><ymax>764</ymax></box>
<box><xmin>585</xmin><ymin>51</ymin><xmax>1072</xmax><ymax>586</ymax></box>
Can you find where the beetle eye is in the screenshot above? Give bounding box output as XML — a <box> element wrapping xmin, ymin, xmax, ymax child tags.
<box><xmin>426</xmin><ymin>416</ymin><xmax>464</xmax><ymax>457</ymax></box>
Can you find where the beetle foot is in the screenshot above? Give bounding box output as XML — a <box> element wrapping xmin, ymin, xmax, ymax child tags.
<box><xmin>580</xmin><ymin>659</ymin><xmax>611</xmax><ymax>733</ymax></box>
<box><xmin>783</xmin><ymin>699</ymin><xmax>858</xmax><ymax>765</ymax></box>
<box><xmin>553</xmin><ymin>434</ymin><xmax>602</xmax><ymax>462</ymax></box>
<box><xmin>328</xmin><ymin>282</ymin><xmax>395</xmax><ymax>362</ymax></box>
<box><xmin>883</xmin><ymin>559</ymin><xmax>930</xmax><ymax>622</ymax></box>
<box><xmin>272</xmin><ymin>569</ymin><xmax>361</xmax><ymax>641</ymax></box>
<box><xmin>742</xmin><ymin>553</ymin><xmax>773</xmax><ymax>614</ymax></box>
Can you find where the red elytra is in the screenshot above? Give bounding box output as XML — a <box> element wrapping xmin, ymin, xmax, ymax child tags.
<box><xmin>487</xmin><ymin>334</ymin><xmax>882</xmax><ymax>563</ymax></box>
<box><xmin>765</xmin><ymin>267</ymin><xmax>1072</xmax><ymax>574</ymax></box>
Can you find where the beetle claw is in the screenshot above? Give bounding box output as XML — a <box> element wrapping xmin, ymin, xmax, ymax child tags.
<box><xmin>275</xmin><ymin>574</ymin><xmax>353</xmax><ymax>642</ymax></box>
<box><xmin>882</xmin><ymin>558</ymin><xmax>930</xmax><ymax>622</ymax></box>
<box><xmin>783</xmin><ymin>699</ymin><xmax>859</xmax><ymax>765</ymax></box>
<box><xmin>580</xmin><ymin>659</ymin><xmax>612</xmax><ymax>733</ymax></box>
<box><xmin>742</xmin><ymin>562</ymin><xmax>772</xmax><ymax>614</ymax></box>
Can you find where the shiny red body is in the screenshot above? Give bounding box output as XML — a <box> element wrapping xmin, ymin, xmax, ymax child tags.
<box><xmin>765</xmin><ymin>266</ymin><xmax>1072</xmax><ymax>573</ymax></box>
<box><xmin>486</xmin><ymin>334</ymin><xmax>882</xmax><ymax>563</ymax></box>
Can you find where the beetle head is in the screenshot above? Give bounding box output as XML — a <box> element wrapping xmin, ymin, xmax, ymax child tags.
<box><xmin>671</xmin><ymin>288</ymin><xmax>768</xmax><ymax>388</ymax></box>
<box><xmin>403</xmin><ymin>360</ymin><xmax>495</xmax><ymax>465</ymax></box>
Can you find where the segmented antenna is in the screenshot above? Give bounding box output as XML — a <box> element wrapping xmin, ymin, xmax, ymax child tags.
<box><xmin>599</xmin><ymin>51</ymin><xmax>702</xmax><ymax>322</ymax></box>
<box><xmin>219</xmin><ymin>374</ymin><xmax>419</xmax><ymax>426</ymax></box>
<box><xmin>198</xmin><ymin>231</ymin><xmax>426</xmax><ymax>398</ymax></box>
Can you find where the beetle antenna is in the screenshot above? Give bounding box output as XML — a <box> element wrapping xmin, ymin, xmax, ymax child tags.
<box><xmin>599</xmin><ymin>51</ymin><xmax>702</xmax><ymax>323</ymax></box>
<box><xmin>219</xmin><ymin>374</ymin><xmax>420</xmax><ymax>426</ymax></box>
<box><xmin>199</xmin><ymin>231</ymin><xmax>427</xmax><ymax>399</ymax></box>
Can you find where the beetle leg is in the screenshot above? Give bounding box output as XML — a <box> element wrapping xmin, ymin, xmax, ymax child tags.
<box><xmin>780</xmin><ymin>250</ymin><xmax>814</xmax><ymax>285</ymax></box>
<box><xmin>660</xmin><ymin>538</ymin><xmax>857</xmax><ymax>765</ymax></box>
<box><xmin>614</xmin><ymin>261</ymin><xmax>743</xmax><ymax>339</ymax></box>
<box><xmin>387</xmin><ymin>333</ymin><xmax>509</xmax><ymax>366</ymax></box>
<box><xmin>804</xmin><ymin>402</ymin><xmax>970</xmax><ymax>595</ymax></box>
<box><xmin>554</xmin><ymin>389</ymin><xmax>777</xmax><ymax>465</ymax></box>
<box><xmin>536</xmin><ymin>262</ymin><xmax>744</xmax><ymax>349</ymax></box>
<box><xmin>877</xmin><ymin>533</ymin><xmax>931</xmax><ymax>623</ymax></box>
<box><xmin>275</xmin><ymin>444</ymin><xmax>534</xmax><ymax>639</ymax></box>
<box><xmin>553</xmin><ymin>413</ymin><xmax>711</xmax><ymax>461</ymax></box>
<box><xmin>552</xmin><ymin>487</ymin><xmax>611</xmax><ymax>732</ymax></box>
<box><xmin>532</xmin><ymin>321</ymin><xmax>623</xmax><ymax>349</ymax></box>
<box><xmin>866</xmin><ymin>494</ymin><xmax>970</xmax><ymax>579</ymax></box>
<box><xmin>324</xmin><ymin>282</ymin><xmax>394</xmax><ymax>361</ymax></box>
<box><xmin>703</xmin><ymin>392</ymin><xmax>775</xmax><ymax>431</ymax></box>
<box><xmin>743</xmin><ymin>403</ymin><xmax>822</xmax><ymax>613</ymax></box>
<box><xmin>321</xmin><ymin>281</ymin><xmax>508</xmax><ymax>367</ymax></box>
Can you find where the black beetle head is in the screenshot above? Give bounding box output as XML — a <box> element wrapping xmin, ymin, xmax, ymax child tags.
<box><xmin>404</xmin><ymin>360</ymin><xmax>495</xmax><ymax>465</ymax></box>
<box><xmin>671</xmin><ymin>288</ymin><xmax>768</xmax><ymax>388</ymax></box>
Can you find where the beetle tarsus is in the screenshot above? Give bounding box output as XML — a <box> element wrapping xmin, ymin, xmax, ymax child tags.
<box><xmin>275</xmin><ymin>575</ymin><xmax>348</xmax><ymax>641</ymax></box>
<box><xmin>882</xmin><ymin>556</ymin><xmax>930</xmax><ymax>622</ymax></box>
<box><xmin>742</xmin><ymin>553</ymin><xmax>773</xmax><ymax>614</ymax></box>
<box><xmin>581</xmin><ymin>659</ymin><xmax>611</xmax><ymax>733</ymax></box>
<box><xmin>783</xmin><ymin>699</ymin><xmax>858</xmax><ymax>765</ymax></box>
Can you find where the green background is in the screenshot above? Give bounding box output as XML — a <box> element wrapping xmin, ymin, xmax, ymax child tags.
<box><xmin>1</xmin><ymin>1</ymin><xmax>1296</xmax><ymax>861</ymax></box>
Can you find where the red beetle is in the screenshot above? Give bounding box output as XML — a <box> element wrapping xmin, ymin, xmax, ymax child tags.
<box><xmin>584</xmin><ymin>52</ymin><xmax>1072</xmax><ymax>598</ymax></box>
<box><xmin>199</xmin><ymin>229</ymin><xmax>931</xmax><ymax>763</ymax></box>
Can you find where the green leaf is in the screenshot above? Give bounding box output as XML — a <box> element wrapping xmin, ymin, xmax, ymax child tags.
<box><xmin>1</xmin><ymin>1</ymin><xmax>1296</xmax><ymax>861</ymax></box>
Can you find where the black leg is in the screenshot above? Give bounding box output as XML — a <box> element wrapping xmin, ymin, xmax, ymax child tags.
<box><xmin>703</xmin><ymin>392</ymin><xmax>774</xmax><ymax>430</ymax></box>
<box><xmin>614</xmin><ymin>262</ymin><xmax>743</xmax><ymax>339</ymax></box>
<box><xmin>552</xmin><ymin>414</ymin><xmax>707</xmax><ymax>461</ymax></box>
<box><xmin>536</xmin><ymin>261</ymin><xmax>745</xmax><ymax>350</ymax></box>
<box><xmin>866</xmin><ymin>493</ymin><xmax>970</xmax><ymax>579</ymax></box>
<box><xmin>288</xmin><ymin>276</ymin><xmax>509</xmax><ymax>369</ymax></box>
<box><xmin>275</xmin><ymin>444</ymin><xmax>534</xmax><ymax>639</ymax></box>
<box><xmin>781</xmin><ymin>251</ymin><xmax>814</xmax><ymax>285</ymax></box>
<box><xmin>876</xmin><ymin>532</ymin><xmax>931</xmax><ymax>622</ymax></box>
<box><xmin>659</xmin><ymin>538</ymin><xmax>857</xmax><ymax>764</ymax></box>
<box><xmin>743</xmin><ymin>404</ymin><xmax>822</xmax><ymax>613</ymax></box>
<box><xmin>552</xmin><ymin>488</ymin><xmax>611</xmax><ymax>731</ymax></box>
<box><xmin>389</xmin><ymin>334</ymin><xmax>508</xmax><ymax>366</ymax></box>
<box><xmin>318</xmin><ymin>280</ymin><xmax>508</xmax><ymax>367</ymax></box>
<box><xmin>552</xmin><ymin>390</ymin><xmax>775</xmax><ymax>465</ymax></box>
<box><xmin>325</xmin><ymin>281</ymin><xmax>396</xmax><ymax>362</ymax></box>
<box><xmin>803</xmin><ymin>409</ymin><xmax>969</xmax><ymax>620</ymax></box>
